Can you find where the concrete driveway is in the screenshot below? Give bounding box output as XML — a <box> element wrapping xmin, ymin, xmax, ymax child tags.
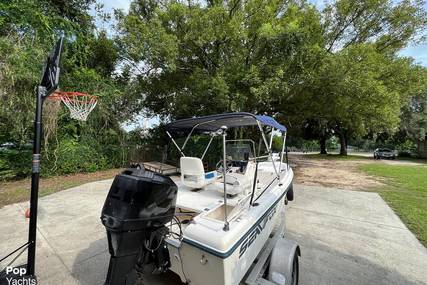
<box><xmin>0</xmin><ymin>181</ymin><xmax>426</xmax><ymax>285</ymax></box>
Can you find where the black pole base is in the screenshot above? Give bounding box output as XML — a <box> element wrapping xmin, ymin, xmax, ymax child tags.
<box><xmin>0</xmin><ymin>265</ymin><xmax>37</xmax><ymax>285</ymax></box>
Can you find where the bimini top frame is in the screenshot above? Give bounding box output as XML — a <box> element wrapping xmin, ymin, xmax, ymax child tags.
<box><xmin>165</xmin><ymin>112</ymin><xmax>286</xmax><ymax>134</ymax></box>
<box><xmin>165</xmin><ymin>112</ymin><xmax>287</xmax><ymax>166</ymax></box>
<box><xmin>165</xmin><ymin>112</ymin><xmax>288</xmax><ymax>231</ymax></box>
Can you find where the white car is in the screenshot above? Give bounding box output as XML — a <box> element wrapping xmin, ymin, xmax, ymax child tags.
<box><xmin>374</xmin><ymin>148</ymin><xmax>396</xmax><ymax>159</ymax></box>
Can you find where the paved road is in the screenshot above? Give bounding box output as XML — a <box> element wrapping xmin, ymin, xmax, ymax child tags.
<box><xmin>0</xmin><ymin>181</ymin><xmax>426</xmax><ymax>285</ymax></box>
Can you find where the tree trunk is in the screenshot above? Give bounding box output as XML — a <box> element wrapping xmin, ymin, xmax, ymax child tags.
<box><xmin>338</xmin><ymin>132</ymin><xmax>347</xmax><ymax>155</ymax></box>
<box><xmin>320</xmin><ymin>136</ymin><xmax>327</xmax><ymax>154</ymax></box>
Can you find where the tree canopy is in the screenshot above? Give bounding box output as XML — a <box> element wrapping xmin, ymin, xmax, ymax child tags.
<box><xmin>0</xmin><ymin>0</ymin><xmax>134</xmax><ymax>179</ymax></box>
<box><xmin>115</xmin><ymin>0</ymin><xmax>427</xmax><ymax>154</ymax></box>
<box><xmin>116</xmin><ymin>0</ymin><xmax>324</xmax><ymax>118</ymax></box>
<box><xmin>1</xmin><ymin>0</ymin><xmax>427</xmax><ymax>181</ymax></box>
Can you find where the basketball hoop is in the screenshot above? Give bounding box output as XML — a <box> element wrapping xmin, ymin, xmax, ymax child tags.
<box><xmin>50</xmin><ymin>91</ymin><xmax>97</xmax><ymax>121</ymax></box>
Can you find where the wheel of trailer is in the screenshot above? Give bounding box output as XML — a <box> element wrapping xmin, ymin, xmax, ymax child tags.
<box><xmin>290</xmin><ymin>252</ymin><xmax>299</xmax><ymax>285</ymax></box>
<box><xmin>268</xmin><ymin>238</ymin><xmax>300</xmax><ymax>285</ymax></box>
<box><xmin>286</xmin><ymin>184</ymin><xmax>294</xmax><ymax>201</ymax></box>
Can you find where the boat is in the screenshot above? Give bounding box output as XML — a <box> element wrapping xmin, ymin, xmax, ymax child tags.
<box><xmin>101</xmin><ymin>112</ymin><xmax>299</xmax><ymax>285</ymax></box>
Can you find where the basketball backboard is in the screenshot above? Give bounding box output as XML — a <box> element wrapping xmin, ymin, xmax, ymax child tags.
<box><xmin>39</xmin><ymin>36</ymin><xmax>64</xmax><ymax>96</ymax></box>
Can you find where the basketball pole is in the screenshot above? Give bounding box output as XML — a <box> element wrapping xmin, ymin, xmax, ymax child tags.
<box><xmin>26</xmin><ymin>86</ymin><xmax>46</xmax><ymax>276</ymax></box>
<box><xmin>25</xmin><ymin>35</ymin><xmax>63</xmax><ymax>278</ymax></box>
<box><xmin>0</xmin><ymin>37</ymin><xmax>63</xmax><ymax>285</ymax></box>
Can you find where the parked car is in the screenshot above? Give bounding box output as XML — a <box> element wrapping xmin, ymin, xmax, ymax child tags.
<box><xmin>374</xmin><ymin>148</ymin><xmax>396</xmax><ymax>159</ymax></box>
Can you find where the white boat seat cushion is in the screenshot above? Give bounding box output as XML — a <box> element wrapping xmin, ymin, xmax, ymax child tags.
<box><xmin>219</xmin><ymin>162</ymin><xmax>256</xmax><ymax>196</ymax></box>
<box><xmin>223</xmin><ymin>173</ymin><xmax>251</xmax><ymax>195</ymax></box>
<box><xmin>180</xmin><ymin>157</ymin><xmax>217</xmax><ymax>189</ymax></box>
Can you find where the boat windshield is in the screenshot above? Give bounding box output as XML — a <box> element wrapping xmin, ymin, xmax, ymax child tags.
<box><xmin>226</xmin><ymin>141</ymin><xmax>255</xmax><ymax>161</ymax></box>
<box><xmin>227</xmin><ymin>144</ymin><xmax>253</xmax><ymax>161</ymax></box>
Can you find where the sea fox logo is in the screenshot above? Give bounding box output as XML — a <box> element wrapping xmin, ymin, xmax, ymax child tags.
<box><xmin>239</xmin><ymin>206</ymin><xmax>277</xmax><ymax>258</ymax></box>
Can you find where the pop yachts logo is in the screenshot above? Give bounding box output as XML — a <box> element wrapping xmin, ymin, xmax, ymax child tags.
<box><xmin>239</xmin><ymin>206</ymin><xmax>277</xmax><ymax>258</ymax></box>
<box><xmin>3</xmin><ymin>267</ymin><xmax>37</xmax><ymax>285</ymax></box>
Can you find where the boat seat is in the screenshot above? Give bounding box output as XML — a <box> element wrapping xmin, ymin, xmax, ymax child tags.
<box><xmin>218</xmin><ymin>162</ymin><xmax>256</xmax><ymax>196</ymax></box>
<box><xmin>180</xmin><ymin>157</ymin><xmax>218</xmax><ymax>189</ymax></box>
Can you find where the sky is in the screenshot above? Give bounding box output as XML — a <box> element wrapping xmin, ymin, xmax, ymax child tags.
<box><xmin>92</xmin><ymin>0</ymin><xmax>427</xmax><ymax>131</ymax></box>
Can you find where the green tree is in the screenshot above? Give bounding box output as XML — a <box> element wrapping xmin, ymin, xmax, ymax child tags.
<box><xmin>0</xmin><ymin>0</ymin><xmax>133</xmax><ymax>179</ymax></box>
<box><xmin>295</xmin><ymin>45</ymin><xmax>426</xmax><ymax>155</ymax></box>
<box><xmin>115</xmin><ymin>0</ymin><xmax>323</xmax><ymax>120</ymax></box>
<box><xmin>400</xmin><ymin>86</ymin><xmax>427</xmax><ymax>143</ymax></box>
<box><xmin>288</xmin><ymin>0</ymin><xmax>427</xmax><ymax>155</ymax></box>
<box><xmin>322</xmin><ymin>0</ymin><xmax>427</xmax><ymax>53</ymax></box>
<box><xmin>117</xmin><ymin>0</ymin><xmax>427</xmax><ymax>156</ymax></box>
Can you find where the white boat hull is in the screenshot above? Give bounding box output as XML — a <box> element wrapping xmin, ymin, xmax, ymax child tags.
<box><xmin>167</xmin><ymin>164</ymin><xmax>294</xmax><ymax>285</ymax></box>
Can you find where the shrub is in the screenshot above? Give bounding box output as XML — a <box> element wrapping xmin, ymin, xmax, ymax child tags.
<box><xmin>0</xmin><ymin>148</ymin><xmax>32</xmax><ymax>180</ymax></box>
<box><xmin>395</xmin><ymin>139</ymin><xmax>417</xmax><ymax>157</ymax></box>
<box><xmin>45</xmin><ymin>138</ymin><xmax>109</xmax><ymax>175</ymax></box>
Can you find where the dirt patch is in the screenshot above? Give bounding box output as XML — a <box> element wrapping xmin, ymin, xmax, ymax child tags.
<box><xmin>0</xmin><ymin>169</ymin><xmax>122</xmax><ymax>208</ymax></box>
<box><xmin>290</xmin><ymin>154</ymin><xmax>384</xmax><ymax>190</ymax></box>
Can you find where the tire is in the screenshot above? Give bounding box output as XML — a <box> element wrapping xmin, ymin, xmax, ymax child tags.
<box><xmin>286</xmin><ymin>184</ymin><xmax>294</xmax><ymax>201</ymax></box>
<box><xmin>291</xmin><ymin>253</ymin><xmax>299</xmax><ymax>285</ymax></box>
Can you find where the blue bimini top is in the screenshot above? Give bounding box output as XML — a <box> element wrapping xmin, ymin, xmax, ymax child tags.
<box><xmin>166</xmin><ymin>112</ymin><xmax>286</xmax><ymax>133</ymax></box>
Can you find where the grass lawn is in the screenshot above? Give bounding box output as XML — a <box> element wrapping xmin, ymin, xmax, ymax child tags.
<box><xmin>300</xmin><ymin>153</ymin><xmax>427</xmax><ymax>163</ymax></box>
<box><xmin>0</xmin><ymin>168</ymin><xmax>122</xmax><ymax>208</ymax></box>
<box><xmin>359</xmin><ymin>164</ymin><xmax>427</xmax><ymax>246</ymax></box>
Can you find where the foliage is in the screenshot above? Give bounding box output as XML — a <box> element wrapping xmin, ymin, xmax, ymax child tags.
<box><xmin>272</xmin><ymin>135</ymin><xmax>284</xmax><ymax>152</ymax></box>
<box><xmin>115</xmin><ymin>0</ymin><xmax>324</xmax><ymax>119</ymax></box>
<box><xmin>0</xmin><ymin>0</ymin><xmax>134</xmax><ymax>180</ymax></box>
<box><xmin>322</xmin><ymin>0</ymin><xmax>427</xmax><ymax>53</ymax></box>
<box><xmin>326</xmin><ymin>136</ymin><xmax>340</xmax><ymax>150</ymax></box>
<box><xmin>400</xmin><ymin>88</ymin><xmax>427</xmax><ymax>142</ymax></box>
<box><xmin>116</xmin><ymin>0</ymin><xmax>427</xmax><ymax>156</ymax></box>
<box><xmin>0</xmin><ymin>148</ymin><xmax>32</xmax><ymax>180</ymax></box>
<box><xmin>293</xmin><ymin>45</ymin><xmax>427</xmax><ymax>155</ymax></box>
<box><xmin>395</xmin><ymin>139</ymin><xmax>417</xmax><ymax>157</ymax></box>
<box><xmin>48</xmin><ymin>138</ymin><xmax>107</xmax><ymax>174</ymax></box>
<box><xmin>1</xmin><ymin>0</ymin><xmax>427</xmax><ymax>182</ymax></box>
<box><xmin>286</xmin><ymin>0</ymin><xmax>427</xmax><ymax>155</ymax></box>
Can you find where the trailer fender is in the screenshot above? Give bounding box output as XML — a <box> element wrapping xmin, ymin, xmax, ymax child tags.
<box><xmin>268</xmin><ymin>238</ymin><xmax>300</xmax><ymax>285</ymax></box>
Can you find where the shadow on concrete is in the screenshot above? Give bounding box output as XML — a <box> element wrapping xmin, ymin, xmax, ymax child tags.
<box><xmin>286</xmin><ymin>231</ymin><xmax>425</xmax><ymax>285</ymax></box>
<box><xmin>71</xmin><ymin>237</ymin><xmax>109</xmax><ymax>285</ymax></box>
<box><xmin>71</xmin><ymin>232</ymin><xmax>424</xmax><ymax>285</ymax></box>
<box><xmin>71</xmin><ymin>238</ymin><xmax>183</xmax><ymax>285</ymax></box>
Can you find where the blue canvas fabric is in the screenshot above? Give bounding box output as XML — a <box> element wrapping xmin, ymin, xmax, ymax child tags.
<box><xmin>166</xmin><ymin>112</ymin><xmax>286</xmax><ymax>133</ymax></box>
<box><xmin>255</xmin><ymin>115</ymin><xmax>286</xmax><ymax>132</ymax></box>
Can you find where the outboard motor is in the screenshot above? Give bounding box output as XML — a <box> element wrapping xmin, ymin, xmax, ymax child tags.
<box><xmin>101</xmin><ymin>168</ymin><xmax>178</xmax><ymax>285</ymax></box>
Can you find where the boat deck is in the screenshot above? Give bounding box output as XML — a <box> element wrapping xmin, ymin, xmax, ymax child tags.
<box><xmin>165</xmin><ymin>162</ymin><xmax>292</xmax><ymax>254</ymax></box>
<box><xmin>169</xmin><ymin>165</ymin><xmax>278</xmax><ymax>214</ymax></box>
<box><xmin>165</xmin><ymin>162</ymin><xmax>286</xmax><ymax>239</ymax></box>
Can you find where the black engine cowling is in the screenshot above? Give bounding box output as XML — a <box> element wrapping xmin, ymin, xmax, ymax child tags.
<box><xmin>101</xmin><ymin>168</ymin><xmax>178</xmax><ymax>285</ymax></box>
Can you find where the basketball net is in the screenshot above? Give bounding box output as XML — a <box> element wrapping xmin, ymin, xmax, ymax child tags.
<box><xmin>50</xmin><ymin>91</ymin><xmax>97</xmax><ymax>121</ymax></box>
